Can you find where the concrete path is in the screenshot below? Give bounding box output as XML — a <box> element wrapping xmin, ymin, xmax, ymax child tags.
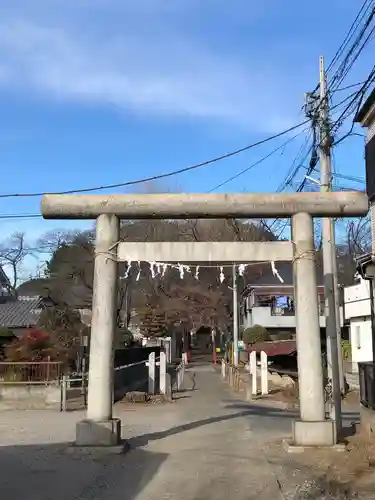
<box><xmin>0</xmin><ymin>364</ymin><xmax>360</xmax><ymax>500</ymax></box>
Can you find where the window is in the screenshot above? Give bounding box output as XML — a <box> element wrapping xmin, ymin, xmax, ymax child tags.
<box><xmin>355</xmin><ymin>325</ymin><xmax>361</xmax><ymax>349</ymax></box>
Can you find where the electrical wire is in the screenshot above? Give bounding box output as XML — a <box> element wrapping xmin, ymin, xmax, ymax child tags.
<box><xmin>207</xmin><ymin>128</ymin><xmax>307</xmax><ymax>193</ymax></box>
<box><xmin>0</xmin><ymin>214</ymin><xmax>42</xmax><ymax>220</ymax></box>
<box><xmin>2</xmin><ymin>3</ymin><xmax>374</xmax><ymax>220</ymax></box>
<box><xmin>308</xmin><ymin>0</ymin><xmax>374</xmax><ymax>96</ymax></box>
<box><xmin>331</xmin><ymin>64</ymin><xmax>375</xmax><ymax>141</ymax></box>
<box><xmin>330</xmin><ymin>18</ymin><xmax>375</xmax><ymax>92</ymax></box>
<box><xmin>329</xmin><ymin>2</ymin><xmax>375</xmax><ymax>91</ymax></box>
<box><xmin>0</xmin><ymin>131</ymin><xmax>308</xmax><ymax>221</ymax></box>
<box><xmin>276</xmin><ymin>130</ymin><xmax>313</xmax><ymax>193</ymax></box>
<box><xmin>331</xmin><ymin>81</ymin><xmax>367</xmax><ymax>93</ymax></box>
<box><xmin>332</xmin><ymin>172</ymin><xmax>365</xmax><ymax>184</ymax></box>
<box><xmin>326</xmin><ymin>0</ymin><xmax>374</xmax><ymax>75</ymax></box>
<box><xmin>0</xmin><ymin>119</ymin><xmax>309</xmax><ymax>199</ymax></box>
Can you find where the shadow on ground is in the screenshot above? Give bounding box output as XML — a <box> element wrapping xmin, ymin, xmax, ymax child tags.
<box><xmin>127</xmin><ymin>405</ymin><xmax>294</xmax><ymax>448</ymax></box>
<box><xmin>127</xmin><ymin>401</ymin><xmax>360</xmax><ymax>449</ymax></box>
<box><xmin>0</xmin><ymin>441</ymin><xmax>167</xmax><ymax>500</ymax></box>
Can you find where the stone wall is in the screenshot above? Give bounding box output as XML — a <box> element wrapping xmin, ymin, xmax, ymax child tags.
<box><xmin>0</xmin><ymin>384</ymin><xmax>61</xmax><ymax>409</ymax></box>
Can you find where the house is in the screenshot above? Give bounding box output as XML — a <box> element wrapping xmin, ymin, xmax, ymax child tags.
<box><xmin>0</xmin><ymin>295</ymin><xmax>45</xmax><ymax>336</ymax></box>
<box><xmin>240</xmin><ymin>261</ymin><xmax>344</xmax><ymax>335</ymax></box>
<box><xmin>16</xmin><ymin>278</ymin><xmax>93</xmax><ymax>327</ymax></box>
<box><xmin>343</xmin><ymin>273</ymin><xmax>373</xmax><ymax>374</ymax></box>
<box><xmin>0</xmin><ymin>265</ymin><xmax>12</xmax><ymax>302</ymax></box>
<box><xmin>353</xmin><ymin>86</ymin><xmax>375</xmax><ymax>424</ymax></box>
<box><xmin>0</xmin><ymin>295</ymin><xmax>47</xmax><ymax>356</ymax></box>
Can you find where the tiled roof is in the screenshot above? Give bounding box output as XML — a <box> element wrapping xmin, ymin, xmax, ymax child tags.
<box><xmin>0</xmin><ymin>296</ymin><xmax>43</xmax><ymax>329</ymax></box>
<box><xmin>355</xmin><ymin>87</ymin><xmax>375</xmax><ymax>123</ymax></box>
<box><xmin>0</xmin><ymin>266</ymin><xmax>10</xmax><ymax>287</ymax></box>
<box><xmin>17</xmin><ymin>278</ymin><xmax>92</xmax><ymax>309</ymax></box>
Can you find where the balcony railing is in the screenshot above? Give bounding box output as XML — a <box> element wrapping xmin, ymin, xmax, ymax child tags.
<box><xmin>358</xmin><ymin>361</ymin><xmax>375</xmax><ymax>410</ymax></box>
<box><xmin>269</xmin><ymin>302</ymin><xmax>325</xmax><ymax>316</ymax></box>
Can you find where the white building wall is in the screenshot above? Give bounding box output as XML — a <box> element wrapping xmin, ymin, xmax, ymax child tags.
<box><xmin>344</xmin><ymin>277</ymin><xmax>374</xmax><ymax>373</ymax></box>
<box><xmin>349</xmin><ymin>317</ymin><xmax>373</xmax><ymax>373</ymax></box>
<box><xmin>344</xmin><ymin>279</ymin><xmax>371</xmax><ymax>319</ymax></box>
<box><xmin>242</xmin><ymin>306</ymin><xmax>343</xmax><ymax>330</ymax></box>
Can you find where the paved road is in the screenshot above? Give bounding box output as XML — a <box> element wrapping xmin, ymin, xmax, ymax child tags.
<box><xmin>0</xmin><ymin>364</ymin><xmax>360</xmax><ymax>500</ymax></box>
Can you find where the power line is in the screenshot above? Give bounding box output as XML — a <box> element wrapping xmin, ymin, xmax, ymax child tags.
<box><xmin>333</xmin><ymin>172</ymin><xmax>365</xmax><ymax>184</ymax></box>
<box><xmin>207</xmin><ymin>128</ymin><xmax>307</xmax><ymax>192</ymax></box>
<box><xmin>206</xmin><ymin>85</ymin><xmax>363</xmax><ymax>237</ymax></box>
<box><xmin>331</xmin><ymin>80</ymin><xmax>367</xmax><ymax>93</ymax></box>
<box><xmin>1</xmin><ymin>13</ymin><xmax>373</xmax><ymax>219</ymax></box>
<box><xmin>331</xmin><ymin>64</ymin><xmax>375</xmax><ymax>141</ymax></box>
<box><xmin>0</xmin><ymin>120</ymin><xmax>309</xmax><ymax>199</ymax></box>
<box><xmin>326</xmin><ymin>0</ymin><xmax>373</xmax><ymax>75</ymax></box>
<box><xmin>308</xmin><ymin>0</ymin><xmax>374</xmax><ymax>95</ymax></box>
<box><xmin>276</xmin><ymin>130</ymin><xmax>313</xmax><ymax>192</ymax></box>
<box><xmin>0</xmin><ymin>214</ymin><xmax>41</xmax><ymax>220</ymax></box>
<box><xmin>256</xmin><ymin>132</ymin><xmax>316</xmax><ymax>237</ymax></box>
<box><xmin>329</xmin><ymin>2</ymin><xmax>375</xmax><ymax>91</ymax></box>
<box><xmin>0</xmin><ymin>130</ymin><xmax>307</xmax><ymax>220</ymax></box>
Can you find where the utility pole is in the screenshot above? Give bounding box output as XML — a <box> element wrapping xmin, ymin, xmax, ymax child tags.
<box><xmin>233</xmin><ymin>264</ymin><xmax>239</xmax><ymax>367</ymax></box>
<box><xmin>318</xmin><ymin>55</ymin><xmax>342</xmax><ymax>434</ymax></box>
<box><xmin>332</xmin><ymin>237</ymin><xmax>345</xmax><ymax>393</ymax></box>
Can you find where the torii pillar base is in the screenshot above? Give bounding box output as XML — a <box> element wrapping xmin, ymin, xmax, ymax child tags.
<box><xmin>291</xmin><ymin>419</ymin><xmax>336</xmax><ymax>448</ymax></box>
<box><xmin>73</xmin><ymin>418</ymin><xmax>127</xmax><ymax>455</ymax></box>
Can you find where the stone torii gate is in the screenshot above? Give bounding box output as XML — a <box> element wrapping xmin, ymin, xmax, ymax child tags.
<box><xmin>42</xmin><ymin>191</ymin><xmax>368</xmax><ymax>449</ymax></box>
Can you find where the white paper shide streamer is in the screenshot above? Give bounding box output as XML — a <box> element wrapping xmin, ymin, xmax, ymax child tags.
<box><xmin>271</xmin><ymin>261</ymin><xmax>284</xmax><ymax>283</ymax></box>
<box><xmin>122</xmin><ymin>260</ymin><xmax>267</xmax><ymax>282</ymax></box>
<box><xmin>238</xmin><ymin>264</ymin><xmax>247</xmax><ymax>276</ymax></box>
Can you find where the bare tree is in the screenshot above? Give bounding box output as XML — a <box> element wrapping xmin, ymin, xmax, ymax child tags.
<box><xmin>335</xmin><ymin>216</ymin><xmax>371</xmax><ymax>285</ymax></box>
<box><xmin>345</xmin><ymin>216</ymin><xmax>371</xmax><ymax>256</ymax></box>
<box><xmin>0</xmin><ymin>232</ymin><xmax>30</xmax><ymax>292</ymax></box>
<box><xmin>18</xmin><ymin>213</ymin><xmax>283</xmax><ymax>337</ymax></box>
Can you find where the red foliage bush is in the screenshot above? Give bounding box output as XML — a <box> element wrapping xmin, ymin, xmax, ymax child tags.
<box><xmin>5</xmin><ymin>327</ymin><xmax>52</xmax><ymax>362</ymax></box>
<box><xmin>21</xmin><ymin>328</ymin><xmax>50</xmax><ymax>343</ymax></box>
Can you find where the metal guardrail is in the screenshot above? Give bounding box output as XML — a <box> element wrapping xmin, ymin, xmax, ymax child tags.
<box><xmin>114</xmin><ymin>360</ymin><xmax>149</xmax><ymax>371</ymax></box>
<box><xmin>170</xmin><ymin>360</ymin><xmax>185</xmax><ymax>391</ymax></box>
<box><xmin>223</xmin><ymin>362</ymin><xmax>241</xmax><ymax>391</ymax></box>
<box><xmin>115</xmin><ymin>357</ymin><xmax>162</xmax><ymax>400</ymax></box>
<box><xmin>0</xmin><ymin>361</ymin><xmax>64</xmax><ymax>384</ymax></box>
<box><xmin>358</xmin><ymin>361</ymin><xmax>375</xmax><ymax>410</ymax></box>
<box><xmin>60</xmin><ymin>355</ymin><xmax>185</xmax><ymax>411</ymax></box>
<box><xmin>60</xmin><ymin>374</ymin><xmax>88</xmax><ymax>412</ymax></box>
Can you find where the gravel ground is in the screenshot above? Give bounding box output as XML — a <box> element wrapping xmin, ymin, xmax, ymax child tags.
<box><xmin>0</xmin><ymin>363</ymin><xmax>373</xmax><ymax>500</ymax></box>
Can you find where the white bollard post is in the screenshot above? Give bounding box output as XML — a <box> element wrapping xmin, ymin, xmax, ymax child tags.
<box><xmin>221</xmin><ymin>359</ymin><xmax>226</xmax><ymax>379</ymax></box>
<box><xmin>261</xmin><ymin>351</ymin><xmax>268</xmax><ymax>395</ymax></box>
<box><xmin>182</xmin><ymin>351</ymin><xmax>188</xmax><ymax>365</ymax></box>
<box><xmin>250</xmin><ymin>351</ymin><xmax>257</xmax><ymax>395</ymax></box>
<box><xmin>160</xmin><ymin>351</ymin><xmax>167</xmax><ymax>395</ymax></box>
<box><xmin>148</xmin><ymin>352</ymin><xmax>156</xmax><ymax>395</ymax></box>
<box><xmin>181</xmin><ymin>359</ymin><xmax>185</xmax><ymax>389</ymax></box>
<box><xmin>61</xmin><ymin>375</ymin><xmax>68</xmax><ymax>412</ymax></box>
<box><xmin>166</xmin><ymin>337</ymin><xmax>172</xmax><ymax>363</ymax></box>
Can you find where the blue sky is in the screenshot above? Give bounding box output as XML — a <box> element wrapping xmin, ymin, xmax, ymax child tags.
<box><xmin>0</xmin><ymin>0</ymin><xmax>372</xmax><ymax>250</ymax></box>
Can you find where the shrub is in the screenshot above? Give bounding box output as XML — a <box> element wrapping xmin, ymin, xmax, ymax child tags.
<box><xmin>0</xmin><ymin>327</ymin><xmax>14</xmax><ymax>338</ymax></box>
<box><xmin>5</xmin><ymin>328</ymin><xmax>52</xmax><ymax>362</ymax></box>
<box><xmin>243</xmin><ymin>324</ymin><xmax>270</xmax><ymax>345</ymax></box>
<box><xmin>276</xmin><ymin>332</ymin><xmax>293</xmax><ymax>341</ymax></box>
<box><xmin>341</xmin><ymin>339</ymin><xmax>351</xmax><ymax>360</ymax></box>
